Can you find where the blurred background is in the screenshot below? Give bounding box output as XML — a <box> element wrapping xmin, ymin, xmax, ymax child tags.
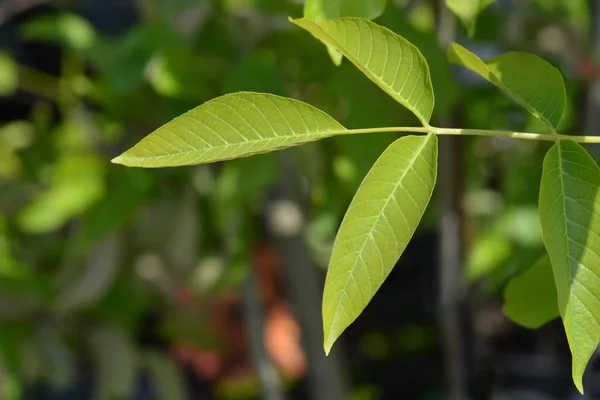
<box><xmin>0</xmin><ymin>0</ymin><xmax>599</xmax><ymax>399</ymax></box>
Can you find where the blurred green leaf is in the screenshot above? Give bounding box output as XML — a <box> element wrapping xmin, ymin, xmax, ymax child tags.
<box><xmin>323</xmin><ymin>134</ymin><xmax>437</xmax><ymax>354</ymax></box>
<box><xmin>0</xmin><ymin>51</ymin><xmax>18</xmax><ymax>96</ymax></box>
<box><xmin>87</xmin><ymin>325</ymin><xmax>137</xmax><ymax>400</ymax></box>
<box><xmin>112</xmin><ymin>92</ymin><xmax>347</xmax><ymax>167</ymax></box>
<box><xmin>54</xmin><ymin>234</ymin><xmax>121</xmax><ymax>312</ymax></box>
<box><xmin>467</xmin><ymin>233</ymin><xmax>512</xmax><ymax>281</ymax></box>
<box><xmin>18</xmin><ymin>153</ymin><xmax>105</xmax><ymax>233</ymax></box>
<box><xmin>19</xmin><ymin>13</ymin><xmax>97</xmax><ymax>51</ymax></box>
<box><xmin>448</xmin><ymin>43</ymin><xmax>565</xmax><ymax>131</ymax></box>
<box><xmin>214</xmin><ymin>152</ymin><xmax>278</xmax><ymax>229</ymax></box>
<box><xmin>146</xmin><ymin>50</ymin><xmax>215</xmax><ymax>100</ymax></box>
<box><xmin>224</xmin><ymin>49</ymin><xmax>284</xmax><ymax>95</ymax></box>
<box><xmin>144</xmin><ymin>351</ymin><xmax>189</xmax><ymax>400</ymax></box>
<box><xmin>33</xmin><ymin>325</ymin><xmax>76</xmax><ymax>391</ymax></box>
<box><xmin>534</xmin><ymin>0</ymin><xmax>590</xmax><ymax>33</ymax></box>
<box><xmin>79</xmin><ymin>168</ymin><xmax>153</xmax><ymax>249</ymax></box>
<box><xmin>445</xmin><ymin>0</ymin><xmax>495</xmax><ymax>37</ymax></box>
<box><xmin>0</xmin><ymin>121</ymin><xmax>35</xmax><ymax>151</ymax></box>
<box><xmin>503</xmin><ymin>255</ymin><xmax>559</xmax><ymax>329</ymax></box>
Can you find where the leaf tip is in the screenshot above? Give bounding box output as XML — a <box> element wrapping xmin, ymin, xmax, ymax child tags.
<box><xmin>111</xmin><ymin>155</ymin><xmax>124</xmax><ymax>165</ymax></box>
<box><xmin>574</xmin><ymin>376</ymin><xmax>584</xmax><ymax>395</ymax></box>
<box><xmin>573</xmin><ymin>361</ymin><xmax>586</xmax><ymax>394</ymax></box>
<box><xmin>323</xmin><ymin>334</ymin><xmax>335</xmax><ymax>356</ymax></box>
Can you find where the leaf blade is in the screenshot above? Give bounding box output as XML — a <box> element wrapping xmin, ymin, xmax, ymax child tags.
<box><xmin>539</xmin><ymin>140</ymin><xmax>600</xmax><ymax>393</ymax></box>
<box><xmin>323</xmin><ymin>133</ymin><xmax>438</xmax><ymax>353</ymax></box>
<box><xmin>292</xmin><ymin>17</ymin><xmax>435</xmax><ymax>126</ymax></box>
<box><xmin>303</xmin><ymin>0</ymin><xmax>387</xmax><ymax>65</ymax></box>
<box><xmin>112</xmin><ymin>92</ymin><xmax>347</xmax><ymax>168</ymax></box>
<box><xmin>503</xmin><ymin>255</ymin><xmax>559</xmax><ymax>329</ymax></box>
<box><xmin>448</xmin><ymin>43</ymin><xmax>565</xmax><ymax>131</ymax></box>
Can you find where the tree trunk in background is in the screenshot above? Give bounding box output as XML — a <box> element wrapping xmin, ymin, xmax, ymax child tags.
<box><xmin>241</xmin><ymin>271</ymin><xmax>286</xmax><ymax>400</ymax></box>
<box><xmin>270</xmin><ymin>152</ymin><xmax>347</xmax><ymax>400</ymax></box>
<box><xmin>435</xmin><ymin>2</ymin><xmax>470</xmax><ymax>399</ymax></box>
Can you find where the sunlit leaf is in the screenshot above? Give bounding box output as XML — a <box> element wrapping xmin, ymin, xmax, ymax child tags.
<box><xmin>445</xmin><ymin>0</ymin><xmax>495</xmax><ymax>37</ymax></box>
<box><xmin>448</xmin><ymin>43</ymin><xmax>565</xmax><ymax>131</ymax></box>
<box><xmin>467</xmin><ymin>232</ymin><xmax>511</xmax><ymax>281</ymax></box>
<box><xmin>112</xmin><ymin>92</ymin><xmax>347</xmax><ymax>167</ymax></box>
<box><xmin>18</xmin><ymin>154</ymin><xmax>105</xmax><ymax>234</ymax></box>
<box><xmin>539</xmin><ymin>140</ymin><xmax>600</xmax><ymax>393</ymax></box>
<box><xmin>503</xmin><ymin>255</ymin><xmax>559</xmax><ymax>329</ymax></box>
<box><xmin>0</xmin><ymin>51</ymin><xmax>18</xmax><ymax>96</ymax></box>
<box><xmin>292</xmin><ymin>17</ymin><xmax>435</xmax><ymax>125</ymax></box>
<box><xmin>19</xmin><ymin>13</ymin><xmax>96</xmax><ymax>51</ymax></box>
<box><xmin>323</xmin><ymin>133</ymin><xmax>438</xmax><ymax>353</ymax></box>
<box><xmin>303</xmin><ymin>0</ymin><xmax>387</xmax><ymax>65</ymax></box>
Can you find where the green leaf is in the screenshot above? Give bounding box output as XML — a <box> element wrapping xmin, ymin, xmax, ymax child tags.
<box><xmin>539</xmin><ymin>140</ymin><xmax>600</xmax><ymax>393</ymax></box>
<box><xmin>445</xmin><ymin>0</ymin><xmax>495</xmax><ymax>37</ymax></box>
<box><xmin>448</xmin><ymin>43</ymin><xmax>565</xmax><ymax>131</ymax></box>
<box><xmin>503</xmin><ymin>255</ymin><xmax>559</xmax><ymax>329</ymax></box>
<box><xmin>19</xmin><ymin>13</ymin><xmax>96</xmax><ymax>51</ymax></box>
<box><xmin>18</xmin><ymin>153</ymin><xmax>105</xmax><ymax>234</ymax></box>
<box><xmin>303</xmin><ymin>0</ymin><xmax>387</xmax><ymax>65</ymax></box>
<box><xmin>0</xmin><ymin>51</ymin><xmax>18</xmax><ymax>96</ymax></box>
<box><xmin>144</xmin><ymin>351</ymin><xmax>187</xmax><ymax>400</ymax></box>
<box><xmin>112</xmin><ymin>92</ymin><xmax>347</xmax><ymax>167</ymax></box>
<box><xmin>292</xmin><ymin>17</ymin><xmax>435</xmax><ymax>126</ymax></box>
<box><xmin>323</xmin><ymin>133</ymin><xmax>438</xmax><ymax>354</ymax></box>
<box><xmin>87</xmin><ymin>325</ymin><xmax>137</xmax><ymax>400</ymax></box>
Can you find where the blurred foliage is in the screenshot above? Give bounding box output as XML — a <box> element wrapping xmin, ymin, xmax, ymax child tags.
<box><xmin>0</xmin><ymin>0</ymin><xmax>595</xmax><ymax>399</ymax></box>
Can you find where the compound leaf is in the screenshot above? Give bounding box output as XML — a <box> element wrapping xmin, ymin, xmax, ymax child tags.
<box><xmin>292</xmin><ymin>17</ymin><xmax>435</xmax><ymax>126</ymax></box>
<box><xmin>539</xmin><ymin>140</ymin><xmax>600</xmax><ymax>393</ymax></box>
<box><xmin>303</xmin><ymin>0</ymin><xmax>387</xmax><ymax>65</ymax></box>
<box><xmin>449</xmin><ymin>43</ymin><xmax>565</xmax><ymax>131</ymax></box>
<box><xmin>503</xmin><ymin>255</ymin><xmax>559</xmax><ymax>329</ymax></box>
<box><xmin>445</xmin><ymin>0</ymin><xmax>495</xmax><ymax>37</ymax></box>
<box><xmin>323</xmin><ymin>133</ymin><xmax>438</xmax><ymax>354</ymax></box>
<box><xmin>112</xmin><ymin>92</ymin><xmax>347</xmax><ymax>167</ymax></box>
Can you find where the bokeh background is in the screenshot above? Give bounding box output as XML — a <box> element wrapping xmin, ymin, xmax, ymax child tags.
<box><xmin>0</xmin><ymin>0</ymin><xmax>598</xmax><ymax>399</ymax></box>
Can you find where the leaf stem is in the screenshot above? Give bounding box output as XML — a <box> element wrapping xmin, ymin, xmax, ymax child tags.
<box><xmin>347</xmin><ymin>126</ymin><xmax>600</xmax><ymax>144</ymax></box>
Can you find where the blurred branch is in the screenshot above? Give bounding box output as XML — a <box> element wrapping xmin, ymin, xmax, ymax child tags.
<box><xmin>270</xmin><ymin>152</ymin><xmax>347</xmax><ymax>400</ymax></box>
<box><xmin>435</xmin><ymin>1</ymin><xmax>469</xmax><ymax>400</ymax></box>
<box><xmin>241</xmin><ymin>269</ymin><xmax>286</xmax><ymax>400</ymax></box>
<box><xmin>18</xmin><ymin>64</ymin><xmax>61</xmax><ymax>101</ymax></box>
<box><xmin>0</xmin><ymin>0</ymin><xmax>50</xmax><ymax>25</ymax></box>
<box><xmin>583</xmin><ymin>0</ymin><xmax>600</xmax><ymax>139</ymax></box>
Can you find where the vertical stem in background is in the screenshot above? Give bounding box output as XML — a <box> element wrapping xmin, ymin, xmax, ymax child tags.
<box><xmin>241</xmin><ymin>270</ymin><xmax>286</xmax><ymax>400</ymax></box>
<box><xmin>271</xmin><ymin>152</ymin><xmax>347</xmax><ymax>400</ymax></box>
<box><xmin>584</xmin><ymin>0</ymin><xmax>600</xmax><ymax>140</ymax></box>
<box><xmin>581</xmin><ymin>0</ymin><xmax>600</xmax><ymax>390</ymax></box>
<box><xmin>435</xmin><ymin>1</ymin><xmax>469</xmax><ymax>399</ymax></box>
